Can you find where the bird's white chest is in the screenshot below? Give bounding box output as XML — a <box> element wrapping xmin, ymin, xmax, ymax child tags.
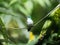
<box><xmin>27</xmin><ymin>18</ymin><xmax>33</xmax><ymax>25</ymax></box>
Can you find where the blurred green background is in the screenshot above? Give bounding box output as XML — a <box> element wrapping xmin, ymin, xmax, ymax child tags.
<box><xmin>0</xmin><ymin>0</ymin><xmax>60</xmax><ymax>45</ymax></box>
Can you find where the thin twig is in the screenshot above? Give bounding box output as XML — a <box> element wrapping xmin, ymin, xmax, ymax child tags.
<box><xmin>1</xmin><ymin>26</ymin><xmax>27</xmax><ymax>30</ymax></box>
<box><xmin>34</xmin><ymin>4</ymin><xmax>60</xmax><ymax>26</ymax></box>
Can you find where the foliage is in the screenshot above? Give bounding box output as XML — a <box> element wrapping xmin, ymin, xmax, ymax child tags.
<box><xmin>0</xmin><ymin>0</ymin><xmax>60</xmax><ymax>45</ymax></box>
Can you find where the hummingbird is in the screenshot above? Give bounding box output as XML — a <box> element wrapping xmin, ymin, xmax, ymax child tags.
<box><xmin>27</xmin><ymin>16</ymin><xmax>33</xmax><ymax>31</ymax></box>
